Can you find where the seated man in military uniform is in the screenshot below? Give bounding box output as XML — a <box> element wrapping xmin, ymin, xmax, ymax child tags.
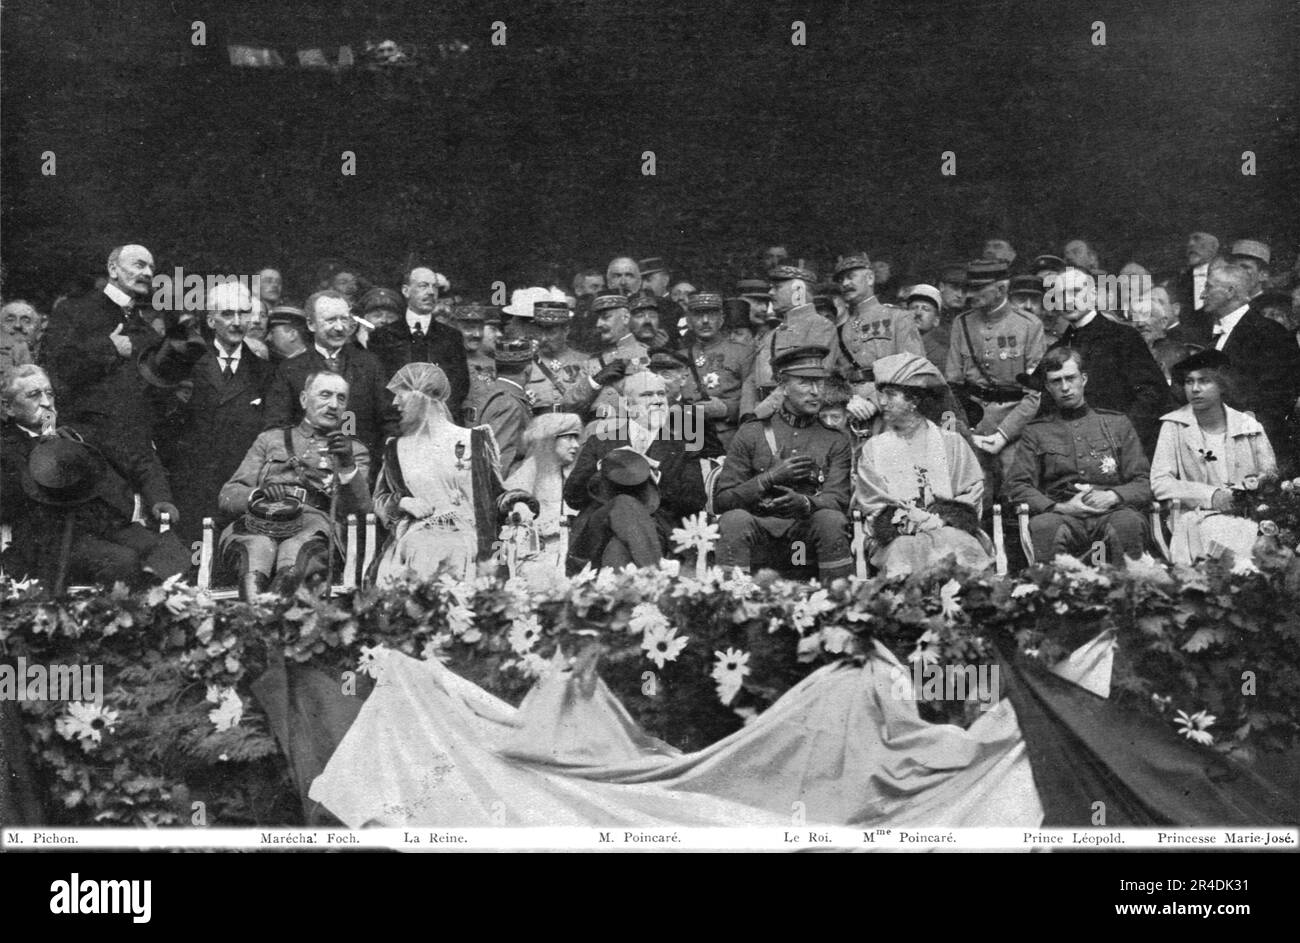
<box><xmin>1004</xmin><ymin>347</ymin><xmax>1153</xmax><ymax>564</ymax></box>
<box><xmin>714</xmin><ymin>346</ymin><xmax>854</xmax><ymax>583</ymax></box>
<box><xmin>0</xmin><ymin>365</ymin><xmax>187</xmax><ymax>589</ymax></box>
<box><xmin>218</xmin><ymin>371</ymin><xmax>371</xmax><ymax>598</ymax></box>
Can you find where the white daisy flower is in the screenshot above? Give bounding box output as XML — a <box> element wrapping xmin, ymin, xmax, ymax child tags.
<box><xmin>711</xmin><ymin>648</ymin><xmax>751</xmax><ymax>705</ymax></box>
<box><xmin>1174</xmin><ymin>709</ymin><xmax>1216</xmax><ymax>746</ymax></box>
<box><xmin>907</xmin><ymin>629</ymin><xmax>941</xmax><ymax>666</ymax></box>
<box><xmin>55</xmin><ymin>702</ymin><xmax>121</xmax><ymax>749</ymax></box>
<box><xmin>357</xmin><ymin>643</ymin><xmax>391</xmax><ymax>679</ymax></box>
<box><xmin>641</xmin><ymin>626</ymin><xmax>689</xmax><ymax>669</ymax></box>
<box><xmin>508</xmin><ymin>615</ymin><xmax>543</xmax><ymax>654</ymax></box>
<box><xmin>939</xmin><ymin>579</ymin><xmax>962</xmax><ymax>623</ymax></box>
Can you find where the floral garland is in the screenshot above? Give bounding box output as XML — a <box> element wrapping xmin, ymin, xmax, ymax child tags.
<box><xmin>3</xmin><ymin>534</ymin><xmax>1300</xmax><ymax>825</ymax></box>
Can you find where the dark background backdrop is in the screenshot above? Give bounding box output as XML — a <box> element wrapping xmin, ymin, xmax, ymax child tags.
<box><xmin>2</xmin><ymin>0</ymin><xmax>1297</xmax><ymax>302</ymax></box>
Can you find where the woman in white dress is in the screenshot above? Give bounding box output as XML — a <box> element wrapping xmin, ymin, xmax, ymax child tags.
<box><xmin>502</xmin><ymin>412</ymin><xmax>581</xmax><ymax>580</ymax></box>
<box><xmin>373</xmin><ymin>363</ymin><xmax>535</xmax><ymax>584</ymax></box>
<box><xmin>1150</xmin><ymin>349</ymin><xmax>1276</xmax><ymax>566</ymax></box>
<box><xmin>854</xmin><ymin>353</ymin><xmax>992</xmax><ymax>577</ymax></box>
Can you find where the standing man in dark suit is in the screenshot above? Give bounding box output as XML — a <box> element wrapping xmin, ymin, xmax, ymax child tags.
<box><xmin>263</xmin><ymin>290</ymin><xmax>397</xmax><ymax>464</ymax></box>
<box><xmin>1204</xmin><ymin>262</ymin><xmax>1300</xmax><ymax>472</ymax></box>
<box><xmin>1048</xmin><ymin>268</ymin><xmax>1172</xmax><ymax>458</ymax></box>
<box><xmin>368</xmin><ymin>265</ymin><xmax>470</xmax><ymax>420</ymax></box>
<box><xmin>41</xmin><ymin>244</ymin><xmax>165</xmax><ymax>443</ymax></box>
<box><xmin>1166</xmin><ymin>232</ymin><xmax>1220</xmax><ymax>347</ymax></box>
<box><xmin>156</xmin><ymin>283</ymin><xmax>274</xmax><ymax>545</ymax></box>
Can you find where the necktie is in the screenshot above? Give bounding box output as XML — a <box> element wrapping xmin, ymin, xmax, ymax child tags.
<box><xmin>412</xmin><ymin>321</ymin><xmax>425</xmax><ymax>339</ymax></box>
<box><xmin>221</xmin><ymin>357</ymin><xmax>233</xmax><ymax>379</ymax></box>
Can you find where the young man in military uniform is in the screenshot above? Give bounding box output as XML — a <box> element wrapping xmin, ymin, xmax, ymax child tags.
<box><xmin>740</xmin><ymin>266</ymin><xmax>836</xmax><ymax>421</ymax></box>
<box><xmin>477</xmin><ymin>337</ymin><xmax>537</xmax><ymax>478</ymax></box>
<box><xmin>715</xmin><ymin>345</ymin><xmax>854</xmax><ymax>583</ymax></box>
<box><xmin>676</xmin><ymin>292</ymin><xmax>755</xmax><ymax>448</ymax></box>
<box><xmin>455</xmin><ymin>304</ymin><xmax>497</xmax><ymax>423</ymax></box>
<box><xmin>829</xmin><ymin>253</ymin><xmax>926</xmax><ymax>427</ymax></box>
<box><xmin>945</xmin><ymin>259</ymin><xmax>1047</xmax><ymax>509</ymax></box>
<box><xmin>218</xmin><ymin>371</ymin><xmax>371</xmax><ymax>598</ymax></box>
<box><xmin>1004</xmin><ymin>347</ymin><xmax>1152</xmax><ymax>564</ymax></box>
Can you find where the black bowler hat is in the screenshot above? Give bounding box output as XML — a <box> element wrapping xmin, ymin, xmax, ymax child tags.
<box><xmin>23</xmin><ymin>438</ymin><xmax>104</xmax><ymax>507</ymax></box>
<box><xmin>589</xmin><ymin>447</ymin><xmax>659</xmax><ymax>513</ymax></box>
<box><xmin>1171</xmin><ymin>348</ymin><xmax>1231</xmax><ymax>384</ymax></box>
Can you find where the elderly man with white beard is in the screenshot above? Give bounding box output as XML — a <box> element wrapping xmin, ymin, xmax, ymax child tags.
<box><xmin>562</xmin><ymin>370</ymin><xmax>708</xmax><ymax>573</ymax></box>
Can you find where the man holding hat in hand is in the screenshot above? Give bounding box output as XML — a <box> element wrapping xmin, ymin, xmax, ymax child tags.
<box><xmin>563</xmin><ymin>370</ymin><xmax>708</xmax><ymax>573</ymax></box>
<box><xmin>715</xmin><ymin>345</ymin><xmax>854</xmax><ymax>582</ymax></box>
<box><xmin>1</xmin><ymin>364</ymin><xmax>188</xmax><ymax>588</ymax></box>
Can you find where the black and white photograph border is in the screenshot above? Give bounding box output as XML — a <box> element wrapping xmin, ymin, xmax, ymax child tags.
<box><xmin>1</xmin><ymin>0</ymin><xmax>1298</xmax><ymax>858</ymax></box>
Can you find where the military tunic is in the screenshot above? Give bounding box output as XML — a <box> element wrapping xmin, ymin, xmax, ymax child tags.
<box><xmin>585</xmin><ymin>333</ymin><xmax>650</xmax><ymax>420</ymax></box>
<box><xmin>740</xmin><ymin>304</ymin><xmax>836</xmax><ymax>419</ymax></box>
<box><xmin>1004</xmin><ymin>405</ymin><xmax>1154</xmax><ymax>560</ymax></box>
<box><xmin>523</xmin><ymin>347</ymin><xmax>596</xmax><ymax>415</ymax></box>
<box><xmin>1005</xmin><ymin>406</ymin><xmax>1153</xmax><ymax>513</ymax></box>
<box><xmin>218</xmin><ymin>421</ymin><xmax>372</xmax><ymax>576</ymax></box>
<box><xmin>831</xmin><ymin>295</ymin><xmax>926</xmax><ymax>402</ymax></box>
<box><xmin>713</xmin><ymin>408</ymin><xmax>855</xmax><ymax>578</ymax></box>
<box><xmin>677</xmin><ymin>336</ymin><xmax>755</xmax><ymax>429</ymax></box>
<box><xmin>944</xmin><ymin>299</ymin><xmax>1046</xmax><ymax>443</ymax></box>
<box><xmin>462</xmin><ymin>353</ymin><xmax>496</xmax><ymax>423</ymax></box>
<box><xmin>477</xmin><ymin>377</ymin><xmax>533</xmax><ymax>478</ymax></box>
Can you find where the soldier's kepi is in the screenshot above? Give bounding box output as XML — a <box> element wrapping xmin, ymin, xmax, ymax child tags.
<box><xmin>829</xmin><ymin>253</ymin><xmax>927</xmax><ymax>425</ymax></box>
